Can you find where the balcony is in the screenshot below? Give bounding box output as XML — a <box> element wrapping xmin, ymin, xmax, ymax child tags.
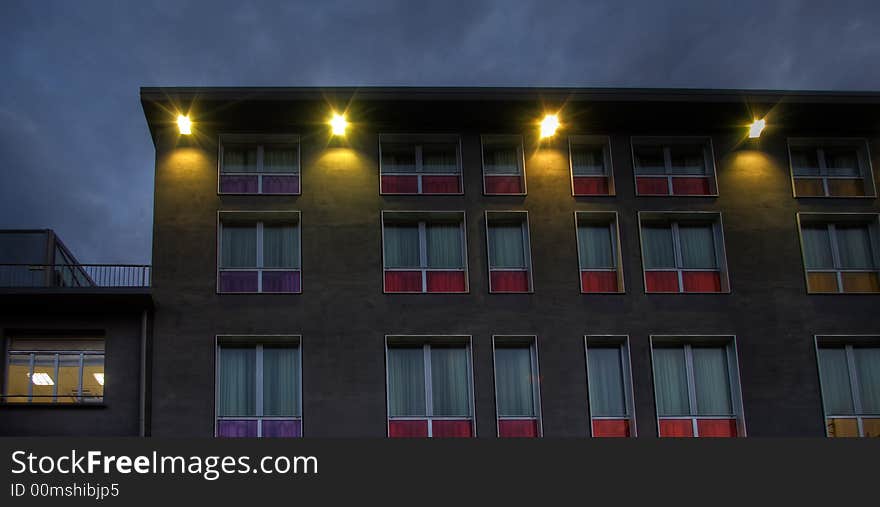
<box><xmin>0</xmin><ymin>264</ymin><xmax>151</xmax><ymax>289</ymax></box>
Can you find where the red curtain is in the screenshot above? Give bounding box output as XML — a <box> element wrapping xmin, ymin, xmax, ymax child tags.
<box><xmin>697</xmin><ymin>418</ymin><xmax>737</xmax><ymax>437</ymax></box>
<box><xmin>636</xmin><ymin>177</ymin><xmax>669</xmax><ymax>195</ymax></box>
<box><xmin>682</xmin><ymin>271</ymin><xmax>721</xmax><ymax>292</ymax></box>
<box><xmin>384</xmin><ymin>271</ymin><xmax>423</xmax><ymax>292</ymax></box>
<box><xmin>422</xmin><ymin>175</ymin><xmax>460</xmax><ymax>193</ymax></box>
<box><xmin>381</xmin><ymin>175</ymin><xmax>419</xmax><ymax>194</ymax></box>
<box><xmin>659</xmin><ymin>419</ymin><xmax>694</xmax><ymax>437</ymax></box>
<box><xmin>491</xmin><ymin>270</ymin><xmax>530</xmax><ymax>292</ymax></box>
<box><xmin>432</xmin><ymin>420</ymin><xmax>473</xmax><ymax>438</ymax></box>
<box><xmin>645</xmin><ymin>271</ymin><xmax>679</xmax><ymax>292</ymax></box>
<box><xmin>389</xmin><ymin>420</ymin><xmax>428</xmax><ymax>438</ymax></box>
<box><xmin>592</xmin><ymin>419</ymin><xmax>630</xmax><ymax>437</ymax></box>
<box><xmin>498</xmin><ymin>419</ymin><xmax>538</xmax><ymax>438</ymax></box>
<box><xmin>581</xmin><ymin>271</ymin><xmax>618</xmax><ymax>293</ymax></box>
<box><xmin>485</xmin><ymin>175</ymin><xmax>524</xmax><ymax>194</ymax></box>
<box><xmin>671</xmin><ymin>177</ymin><xmax>710</xmax><ymax>195</ymax></box>
<box><xmin>426</xmin><ymin>271</ymin><xmax>466</xmax><ymax>292</ymax></box>
<box><xmin>573</xmin><ymin>176</ymin><xmax>609</xmax><ymax>195</ymax></box>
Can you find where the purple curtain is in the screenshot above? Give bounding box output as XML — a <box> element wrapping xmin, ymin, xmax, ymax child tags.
<box><xmin>262</xmin><ymin>419</ymin><xmax>302</xmax><ymax>438</ymax></box>
<box><xmin>220</xmin><ymin>175</ymin><xmax>259</xmax><ymax>193</ymax></box>
<box><xmin>219</xmin><ymin>271</ymin><xmax>259</xmax><ymax>292</ymax></box>
<box><xmin>262</xmin><ymin>271</ymin><xmax>301</xmax><ymax>293</ymax></box>
<box><xmin>262</xmin><ymin>175</ymin><xmax>300</xmax><ymax>194</ymax></box>
<box><xmin>217</xmin><ymin>420</ymin><xmax>258</xmax><ymax>438</ymax></box>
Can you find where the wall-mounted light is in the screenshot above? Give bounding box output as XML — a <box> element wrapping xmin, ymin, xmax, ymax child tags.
<box><xmin>177</xmin><ymin>114</ymin><xmax>192</xmax><ymax>135</ymax></box>
<box><xmin>540</xmin><ymin>114</ymin><xmax>560</xmax><ymax>138</ymax></box>
<box><xmin>330</xmin><ymin>113</ymin><xmax>348</xmax><ymax>136</ymax></box>
<box><xmin>748</xmin><ymin>118</ymin><xmax>766</xmax><ymax>139</ymax></box>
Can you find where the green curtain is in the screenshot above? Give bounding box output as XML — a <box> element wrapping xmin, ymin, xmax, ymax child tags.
<box><xmin>642</xmin><ymin>225</ymin><xmax>676</xmax><ymax>269</ymax></box>
<box><xmin>588</xmin><ymin>347</ymin><xmax>626</xmax><ymax>417</ymax></box>
<box><xmin>223</xmin><ymin>146</ymin><xmax>258</xmax><ymax>173</ymax></box>
<box><xmin>855</xmin><ymin>348</ymin><xmax>880</xmax><ymax>414</ymax></box>
<box><xmin>802</xmin><ymin>226</ymin><xmax>834</xmax><ymax>269</ymax></box>
<box><xmin>381</xmin><ymin>144</ymin><xmax>416</xmax><ymax>173</ymax></box>
<box><xmin>388</xmin><ymin>347</ymin><xmax>425</xmax><ymax>416</ymax></box>
<box><xmin>578</xmin><ymin>224</ymin><xmax>615</xmax><ymax>269</ymax></box>
<box><xmin>571</xmin><ymin>146</ymin><xmax>605</xmax><ymax>175</ymax></box>
<box><xmin>263</xmin><ymin>147</ymin><xmax>298</xmax><ymax>173</ymax></box>
<box><xmin>263</xmin><ymin>225</ymin><xmax>299</xmax><ymax>268</ymax></box>
<box><xmin>431</xmin><ymin>346</ymin><xmax>471</xmax><ymax>416</ymax></box>
<box><xmin>426</xmin><ymin>224</ymin><xmax>463</xmax><ymax>268</ymax></box>
<box><xmin>221</xmin><ymin>226</ymin><xmax>257</xmax><ymax>268</ymax></box>
<box><xmin>422</xmin><ymin>144</ymin><xmax>458</xmax><ymax>173</ymax></box>
<box><xmin>837</xmin><ymin>225</ymin><xmax>875</xmax><ymax>269</ymax></box>
<box><xmin>653</xmin><ymin>347</ymin><xmax>689</xmax><ymax>416</ymax></box>
<box><xmin>263</xmin><ymin>347</ymin><xmax>300</xmax><ymax>416</ymax></box>
<box><xmin>489</xmin><ymin>223</ymin><xmax>525</xmax><ymax>268</ymax></box>
<box><xmin>384</xmin><ymin>225</ymin><xmax>420</xmax><ymax>268</ymax></box>
<box><xmin>219</xmin><ymin>347</ymin><xmax>255</xmax><ymax>417</ymax></box>
<box><xmin>484</xmin><ymin>145</ymin><xmax>520</xmax><ymax>175</ymax></box>
<box><xmin>679</xmin><ymin>225</ymin><xmax>717</xmax><ymax>269</ymax></box>
<box><xmin>669</xmin><ymin>145</ymin><xmax>706</xmax><ymax>175</ymax></box>
<box><xmin>495</xmin><ymin>347</ymin><xmax>535</xmax><ymax>417</ymax></box>
<box><xmin>692</xmin><ymin>347</ymin><xmax>733</xmax><ymax>415</ymax></box>
<box><xmin>818</xmin><ymin>348</ymin><xmax>854</xmax><ymax>415</ymax></box>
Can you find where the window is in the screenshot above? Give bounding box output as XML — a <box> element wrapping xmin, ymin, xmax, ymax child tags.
<box><xmin>217</xmin><ymin>211</ymin><xmax>302</xmax><ymax>294</ymax></box>
<box><xmin>788</xmin><ymin>139</ymin><xmax>876</xmax><ymax>197</ymax></box>
<box><xmin>386</xmin><ymin>336</ymin><xmax>474</xmax><ymax>438</ymax></box>
<box><xmin>4</xmin><ymin>337</ymin><xmax>104</xmax><ymax>404</ymax></box>
<box><xmin>493</xmin><ymin>336</ymin><xmax>542</xmax><ymax>437</ymax></box>
<box><xmin>219</xmin><ymin>134</ymin><xmax>300</xmax><ymax>195</ymax></box>
<box><xmin>586</xmin><ymin>336</ymin><xmax>636</xmax><ymax>437</ymax></box>
<box><xmin>576</xmin><ymin>212</ymin><xmax>624</xmax><ymax>293</ymax></box>
<box><xmin>379</xmin><ymin>134</ymin><xmax>462</xmax><ymax>194</ymax></box>
<box><xmin>482</xmin><ymin>135</ymin><xmax>526</xmax><ymax>195</ymax></box>
<box><xmin>651</xmin><ymin>337</ymin><xmax>744</xmax><ymax>437</ymax></box>
<box><xmin>632</xmin><ymin>137</ymin><xmax>717</xmax><ymax>196</ymax></box>
<box><xmin>798</xmin><ymin>213</ymin><xmax>880</xmax><ymax>293</ymax></box>
<box><xmin>486</xmin><ymin>211</ymin><xmax>533</xmax><ymax>293</ymax></box>
<box><xmin>569</xmin><ymin>136</ymin><xmax>614</xmax><ymax>196</ymax></box>
<box><xmin>216</xmin><ymin>337</ymin><xmax>302</xmax><ymax>438</ymax></box>
<box><xmin>816</xmin><ymin>337</ymin><xmax>880</xmax><ymax>437</ymax></box>
<box><xmin>639</xmin><ymin>212</ymin><xmax>730</xmax><ymax>293</ymax></box>
<box><xmin>382</xmin><ymin>211</ymin><xmax>468</xmax><ymax>293</ymax></box>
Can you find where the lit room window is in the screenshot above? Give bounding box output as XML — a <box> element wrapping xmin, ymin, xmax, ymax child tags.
<box><xmin>651</xmin><ymin>337</ymin><xmax>744</xmax><ymax>437</ymax></box>
<box><xmin>219</xmin><ymin>134</ymin><xmax>300</xmax><ymax>195</ymax></box>
<box><xmin>816</xmin><ymin>337</ymin><xmax>880</xmax><ymax>437</ymax></box>
<box><xmin>482</xmin><ymin>135</ymin><xmax>526</xmax><ymax>195</ymax></box>
<box><xmin>382</xmin><ymin>211</ymin><xmax>468</xmax><ymax>293</ymax></box>
<box><xmin>4</xmin><ymin>337</ymin><xmax>104</xmax><ymax>404</ymax></box>
<box><xmin>569</xmin><ymin>135</ymin><xmax>614</xmax><ymax>196</ymax></box>
<box><xmin>386</xmin><ymin>337</ymin><xmax>474</xmax><ymax>438</ymax></box>
<box><xmin>639</xmin><ymin>212</ymin><xmax>730</xmax><ymax>293</ymax></box>
<box><xmin>798</xmin><ymin>213</ymin><xmax>880</xmax><ymax>293</ymax></box>
<box><xmin>576</xmin><ymin>212</ymin><xmax>624</xmax><ymax>293</ymax></box>
<box><xmin>486</xmin><ymin>211</ymin><xmax>533</xmax><ymax>293</ymax></box>
<box><xmin>789</xmin><ymin>139</ymin><xmax>876</xmax><ymax>197</ymax></box>
<box><xmin>494</xmin><ymin>336</ymin><xmax>542</xmax><ymax>437</ymax></box>
<box><xmin>632</xmin><ymin>137</ymin><xmax>717</xmax><ymax>196</ymax></box>
<box><xmin>586</xmin><ymin>336</ymin><xmax>636</xmax><ymax>437</ymax></box>
<box><xmin>216</xmin><ymin>337</ymin><xmax>301</xmax><ymax>438</ymax></box>
<box><xmin>218</xmin><ymin>211</ymin><xmax>302</xmax><ymax>294</ymax></box>
<box><xmin>379</xmin><ymin>135</ymin><xmax>462</xmax><ymax>194</ymax></box>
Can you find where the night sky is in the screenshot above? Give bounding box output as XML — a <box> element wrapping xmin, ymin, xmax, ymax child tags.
<box><xmin>1</xmin><ymin>0</ymin><xmax>878</xmax><ymax>263</ymax></box>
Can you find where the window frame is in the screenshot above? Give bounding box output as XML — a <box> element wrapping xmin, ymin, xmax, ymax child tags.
<box><xmin>492</xmin><ymin>335</ymin><xmax>543</xmax><ymax>437</ymax></box>
<box><xmin>378</xmin><ymin>133</ymin><xmax>464</xmax><ymax>195</ymax></box>
<box><xmin>574</xmin><ymin>211</ymin><xmax>626</xmax><ymax>294</ymax></box>
<box><xmin>568</xmin><ymin>135</ymin><xmax>615</xmax><ymax>196</ymax></box>
<box><xmin>480</xmin><ymin>134</ymin><xmax>527</xmax><ymax>196</ymax></box>
<box><xmin>217</xmin><ymin>133</ymin><xmax>301</xmax><ymax>196</ymax></box>
<box><xmin>814</xmin><ymin>334</ymin><xmax>880</xmax><ymax>437</ymax></box>
<box><xmin>484</xmin><ymin>210</ymin><xmax>535</xmax><ymax>294</ymax></box>
<box><xmin>584</xmin><ymin>335</ymin><xmax>637</xmax><ymax>437</ymax></box>
<box><xmin>630</xmin><ymin>136</ymin><xmax>719</xmax><ymax>197</ymax></box>
<box><xmin>796</xmin><ymin>212</ymin><xmax>880</xmax><ymax>294</ymax></box>
<box><xmin>3</xmin><ymin>337</ymin><xmax>105</xmax><ymax>405</ymax></box>
<box><xmin>787</xmin><ymin>138</ymin><xmax>876</xmax><ymax>198</ymax></box>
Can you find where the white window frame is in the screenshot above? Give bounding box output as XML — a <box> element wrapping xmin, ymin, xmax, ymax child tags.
<box><xmin>378</xmin><ymin>134</ymin><xmax>463</xmax><ymax>195</ymax></box>
<box><xmin>574</xmin><ymin>211</ymin><xmax>625</xmax><ymax>293</ymax></box>
<box><xmin>217</xmin><ymin>134</ymin><xmax>301</xmax><ymax>195</ymax></box>
<box><xmin>787</xmin><ymin>138</ymin><xmax>876</xmax><ymax>198</ymax></box>
<box><xmin>584</xmin><ymin>335</ymin><xmax>637</xmax><ymax>437</ymax></box>
<box><xmin>568</xmin><ymin>135</ymin><xmax>615</xmax><ymax>196</ymax></box>
<box><xmin>4</xmin><ymin>346</ymin><xmax>104</xmax><ymax>404</ymax></box>
<box><xmin>630</xmin><ymin>136</ymin><xmax>718</xmax><ymax>196</ymax></box>
<box><xmin>492</xmin><ymin>335</ymin><xmax>543</xmax><ymax>437</ymax></box>
<box><xmin>485</xmin><ymin>211</ymin><xmax>534</xmax><ymax>293</ymax></box>
<box><xmin>481</xmin><ymin>134</ymin><xmax>527</xmax><ymax>195</ymax></box>
<box><xmin>796</xmin><ymin>212</ymin><xmax>880</xmax><ymax>294</ymax></box>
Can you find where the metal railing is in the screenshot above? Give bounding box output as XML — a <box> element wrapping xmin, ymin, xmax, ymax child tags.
<box><xmin>0</xmin><ymin>264</ymin><xmax>151</xmax><ymax>288</ymax></box>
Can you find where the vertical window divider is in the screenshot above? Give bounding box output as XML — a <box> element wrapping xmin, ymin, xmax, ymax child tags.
<box><xmin>828</xmin><ymin>224</ymin><xmax>843</xmax><ymax>292</ymax></box>
<box><xmin>683</xmin><ymin>344</ymin><xmax>699</xmax><ymax>435</ymax></box>
<box><xmin>78</xmin><ymin>352</ymin><xmax>85</xmax><ymax>402</ymax></box>
<box><xmin>663</xmin><ymin>146</ymin><xmax>673</xmax><ymax>193</ymax></box>
<box><xmin>671</xmin><ymin>222</ymin><xmax>684</xmax><ymax>291</ymax></box>
<box><xmin>52</xmin><ymin>353</ymin><xmax>59</xmax><ymax>402</ymax></box>
<box><xmin>27</xmin><ymin>354</ymin><xmax>34</xmax><ymax>402</ymax></box>
<box><xmin>255</xmin><ymin>344</ymin><xmax>264</xmax><ymax>438</ymax></box>
<box><xmin>418</xmin><ymin>221</ymin><xmax>428</xmax><ymax>292</ymax></box>
<box><xmin>256</xmin><ymin>145</ymin><xmax>265</xmax><ymax>194</ymax></box>
<box><xmin>423</xmin><ymin>344</ymin><xmax>433</xmax><ymax>436</ymax></box>
<box><xmin>844</xmin><ymin>345</ymin><xmax>865</xmax><ymax>436</ymax></box>
<box><xmin>816</xmin><ymin>147</ymin><xmax>830</xmax><ymax>195</ymax></box>
<box><xmin>415</xmin><ymin>145</ymin><xmax>423</xmax><ymax>193</ymax></box>
<box><xmin>256</xmin><ymin>222</ymin><xmax>264</xmax><ymax>293</ymax></box>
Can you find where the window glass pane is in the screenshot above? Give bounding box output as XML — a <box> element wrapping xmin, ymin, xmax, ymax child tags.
<box><xmin>81</xmin><ymin>355</ymin><xmax>104</xmax><ymax>402</ymax></box>
<box><xmin>653</xmin><ymin>347</ymin><xmax>689</xmax><ymax>416</ymax></box>
<box><xmin>431</xmin><ymin>346</ymin><xmax>471</xmax><ymax>416</ymax></box>
<box><xmin>801</xmin><ymin>225</ymin><xmax>834</xmax><ymax>269</ymax></box>
<box><xmin>381</xmin><ymin>143</ymin><xmax>417</xmax><ymax>173</ymax></box>
<box><xmin>818</xmin><ymin>348</ymin><xmax>854</xmax><ymax>415</ymax></box>
<box><xmin>588</xmin><ymin>347</ymin><xmax>627</xmax><ymax>417</ymax></box>
<box><xmin>854</xmin><ymin>347</ymin><xmax>880</xmax><ymax>414</ymax></box>
<box><xmin>824</xmin><ymin>148</ymin><xmax>860</xmax><ymax>177</ymax></box>
<box><xmin>426</xmin><ymin>223</ymin><xmax>463</xmax><ymax>269</ymax></box>
<box><xmin>488</xmin><ymin>223</ymin><xmax>526</xmax><ymax>268</ymax></box>
<box><xmin>383</xmin><ymin>224</ymin><xmax>421</xmax><ymax>268</ymax></box>
<box><xmin>495</xmin><ymin>346</ymin><xmax>535</xmax><ymax>417</ymax></box>
<box><xmin>219</xmin><ymin>347</ymin><xmax>256</xmax><ymax>417</ymax></box>
<box><xmin>422</xmin><ymin>143</ymin><xmax>459</xmax><ymax>174</ymax></box>
<box><xmin>578</xmin><ymin>224</ymin><xmax>615</xmax><ymax>269</ymax></box>
<box><xmin>692</xmin><ymin>347</ymin><xmax>733</xmax><ymax>415</ymax></box>
<box><xmin>263</xmin><ymin>347</ymin><xmax>300</xmax><ymax>416</ymax></box>
<box><xmin>221</xmin><ymin>225</ymin><xmax>257</xmax><ymax>268</ymax></box>
<box><xmin>642</xmin><ymin>224</ymin><xmax>676</xmax><ymax>269</ymax></box>
<box><xmin>388</xmin><ymin>347</ymin><xmax>426</xmax><ymax>417</ymax></box>
<box><xmin>836</xmin><ymin>225</ymin><xmax>875</xmax><ymax>269</ymax></box>
<box><xmin>5</xmin><ymin>354</ymin><xmax>31</xmax><ymax>403</ymax></box>
<box><xmin>263</xmin><ymin>224</ymin><xmax>300</xmax><ymax>268</ymax></box>
<box><xmin>57</xmin><ymin>355</ymin><xmax>81</xmax><ymax>403</ymax></box>
<box><xmin>222</xmin><ymin>145</ymin><xmax>258</xmax><ymax>173</ymax></box>
<box><xmin>263</xmin><ymin>146</ymin><xmax>298</xmax><ymax>173</ymax></box>
<box><xmin>483</xmin><ymin>144</ymin><xmax>521</xmax><ymax>175</ymax></box>
<box><xmin>669</xmin><ymin>145</ymin><xmax>706</xmax><ymax>175</ymax></box>
<box><xmin>31</xmin><ymin>354</ymin><xmax>55</xmax><ymax>403</ymax></box>
<box><xmin>571</xmin><ymin>144</ymin><xmax>606</xmax><ymax>176</ymax></box>
<box><xmin>678</xmin><ymin>224</ymin><xmax>717</xmax><ymax>269</ymax></box>
<box><xmin>633</xmin><ymin>146</ymin><xmax>666</xmax><ymax>174</ymax></box>
<box><xmin>791</xmin><ymin>147</ymin><xmax>820</xmax><ymax>176</ymax></box>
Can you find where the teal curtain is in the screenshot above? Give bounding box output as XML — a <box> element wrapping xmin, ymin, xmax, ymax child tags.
<box><xmin>263</xmin><ymin>225</ymin><xmax>299</xmax><ymax>268</ymax></box>
<box><xmin>426</xmin><ymin>224</ymin><xmax>463</xmax><ymax>268</ymax></box>
<box><xmin>219</xmin><ymin>347</ymin><xmax>255</xmax><ymax>417</ymax></box>
<box><xmin>484</xmin><ymin>145</ymin><xmax>520</xmax><ymax>175</ymax></box>
<box><xmin>679</xmin><ymin>225</ymin><xmax>717</xmax><ymax>269</ymax></box>
<box><xmin>381</xmin><ymin>143</ymin><xmax>416</xmax><ymax>173</ymax></box>
<box><xmin>855</xmin><ymin>348</ymin><xmax>880</xmax><ymax>414</ymax></box>
<box><xmin>634</xmin><ymin>147</ymin><xmax>665</xmax><ymax>174</ymax></box>
<box><xmin>384</xmin><ymin>225</ymin><xmax>420</xmax><ymax>268</ymax></box>
<box><xmin>431</xmin><ymin>346</ymin><xmax>471</xmax><ymax>416</ymax></box>
<box><xmin>388</xmin><ymin>347</ymin><xmax>426</xmax><ymax>416</ymax></box>
<box><xmin>578</xmin><ymin>224</ymin><xmax>615</xmax><ymax>269</ymax></box>
<box><xmin>791</xmin><ymin>148</ymin><xmax>820</xmax><ymax>176</ymax></box>
<box><xmin>489</xmin><ymin>224</ymin><xmax>526</xmax><ymax>268</ymax></box>
<box><xmin>692</xmin><ymin>347</ymin><xmax>733</xmax><ymax>415</ymax></box>
<box><xmin>422</xmin><ymin>144</ymin><xmax>458</xmax><ymax>173</ymax></box>
<box><xmin>221</xmin><ymin>225</ymin><xmax>257</xmax><ymax>268</ymax></box>
<box><xmin>223</xmin><ymin>146</ymin><xmax>258</xmax><ymax>173</ymax></box>
<box><xmin>837</xmin><ymin>225</ymin><xmax>875</xmax><ymax>269</ymax></box>
<box><xmin>588</xmin><ymin>347</ymin><xmax>626</xmax><ymax>417</ymax></box>
<box><xmin>818</xmin><ymin>348</ymin><xmax>854</xmax><ymax>415</ymax></box>
<box><xmin>263</xmin><ymin>147</ymin><xmax>298</xmax><ymax>173</ymax></box>
<box><xmin>495</xmin><ymin>347</ymin><xmax>535</xmax><ymax>417</ymax></box>
<box><xmin>571</xmin><ymin>145</ymin><xmax>606</xmax><ymax>175</ymax></box>
<box><xmin>653</xmin><ymin>347</ymin><xmax>689</xmax><ymax>416</ymax></box>
<box><xmin>802</xmin><ymin>226</ymin><xmax>834</xmax><ymax>269</ymax></box>
<box><xmin>263</xmin><ymin>347</ymin><xmax>300</xmax><ymax>416</ymax></box>
<box><xmin>669</xmin><ymin>145</ymin><xmax>706</xmax><ymax>175</ymax></box>
<box><xmin>642</xmin><ymin>225</ymin><xmax>676</xmax><ymax>269</ymax></box>
<box><xmin>824</xmin><ymin>149</ymin><xmax>860</xmax><ymax>177</ymax></box>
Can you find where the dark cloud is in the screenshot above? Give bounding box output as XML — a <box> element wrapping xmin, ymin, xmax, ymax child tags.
<box><xmin>1</xmin><ymin>0</ymin><xmax>878</xmax><ymax>263</ymax></box>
